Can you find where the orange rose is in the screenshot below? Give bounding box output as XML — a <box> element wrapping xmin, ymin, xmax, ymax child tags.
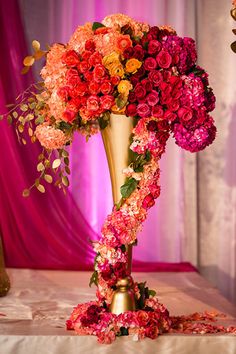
<box><xmin>109</xmin><ymin>63</ymin><xmax>124</xmax><ymax>77</ymax></box>
<box><xmin>102</xmin><ymin>52</ymin><xmax>120</xmax><ymax>69</ymax></box>
<box><xmin>125</xmin><ymin>58</ymin><xmax>142</xmax><ymax>73</ymax></box>
<box><xmin>117</xmin><ymin>80</ymin><xmax>133</xmax><ymax>95</ymax></box>
<box><xmin>111</xmin><ymin>103</ymin><xmax>126</xmax><ymax>114</ymax></box>
<box><xmin>116</xmin><ymin>34</ymin><xmax>132</xmax><ymax>52</ymax></box>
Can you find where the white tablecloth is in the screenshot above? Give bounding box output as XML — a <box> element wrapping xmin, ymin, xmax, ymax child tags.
<box><xmin>0</xmin><ymin>269</ymin><xmax>235</xmax><ymax>354</ymax></box>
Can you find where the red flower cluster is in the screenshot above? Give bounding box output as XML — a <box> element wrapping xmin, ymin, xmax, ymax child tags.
<box><xmin>59</xmin><ymin>45</ymin><xmax>119</xmax><ymax>123</ymax></box>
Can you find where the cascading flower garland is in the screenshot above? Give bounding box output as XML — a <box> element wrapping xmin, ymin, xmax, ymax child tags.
<box><xmin>3</xmin><ymin>13</ymin><xmax>236</xmax><ymax>343</ymax></box>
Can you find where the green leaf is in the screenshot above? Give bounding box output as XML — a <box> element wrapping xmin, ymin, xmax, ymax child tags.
<box><xmin>92</xmin><ymin>22</ymin><xmax>105</xmax><ymax>31</ymax></box>
<box><xmin>115</xmin><ymin>95</ymin><xmax>127</xmax><ymax>110</ymax></box>
<box><xmin>62</xmin><ymin>149</ymin><xmax>69</xmax><ymax>158</ymax></box>
<box><xmin>35</xmin><ymin>116</ymin><xmax>44</xmax><ymax>125</ymax></box>
<box><xmin>13</xmin><ymin>111</ymin><xmax>18</xmax><ymax>119</ymax></box>
<box><xmin>64</xmin><ymin>157</ymin><xmax>69</xmax><ymax>166</ymax></box>
<box><xmin>98</xmin><ymin>116</ymin><xmax>109</xmax><ymax>130</ymax></box>
<box><xmin>65</xmin><ymin>166</ymin><xmax>71</xmax><ymax>175</ymax></box>
<box><xmin>7</xmin><ymin>115</ymin><xmax>12</xmax><ymax>124</ymax></box>
<box><xmin>89</xmin><ymin>270</ymin><xmax>98</xmax><ymax>287</ymax></box>
<box><xmin>20</xmin><ymin>104</ymin><xmax>28</xmax><ymax>112</ymax></box>
<box><xmin>120</xmin><ymin>327</ymin><xmax>129</xmax><ymax>336</ymax></box>
<box><xmin>148</xmin><ymin>289</ymin><xmax>156</xmax><ymax>297</ymax></box>
<box><xmin>120</xmin><ymin>178</ymin><xmax>138</xmax><ymax>199</ymax></box>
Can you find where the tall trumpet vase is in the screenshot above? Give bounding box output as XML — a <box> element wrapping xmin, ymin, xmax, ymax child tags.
<box><xmin>101</xmin><ymin>113</ymin><xmax>136</xmax><ymax>314</ymax></box>
<box><xmin>0</xmin><ymin>235</ymin><xmax>10</xmax><ymax>296</ymax></box>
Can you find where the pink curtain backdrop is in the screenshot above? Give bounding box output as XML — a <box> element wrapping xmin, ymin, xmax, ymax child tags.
<box><xmin>0</xmin><ymin>0</ymin><xmax>196</xmax><ymax>270</ymax></box>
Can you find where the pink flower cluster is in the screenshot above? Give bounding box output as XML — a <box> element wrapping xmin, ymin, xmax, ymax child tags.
<box><xmin>67</xmin><ymin>297</ymin><xmax>171</xmax><ymax>344</ymax></box>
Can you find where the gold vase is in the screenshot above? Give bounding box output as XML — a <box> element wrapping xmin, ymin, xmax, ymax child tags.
<box><xmin>101</xmin><ymin>113</ymin><xmax>136</xmax><ymax>314</ymax></box>
<box><xmin>0</xmin><ymin>235</ymin><xmax>10</xmax><ymax>297</ymax></box>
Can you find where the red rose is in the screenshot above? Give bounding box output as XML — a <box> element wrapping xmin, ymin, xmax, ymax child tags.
<box><xmin>57</xmin><ymin>86</ymin><xmax>70</xmax><ymax>101</ymax></box>
<box><xmin>156</xmin><ymin>50</ymin><xmax>172</xmax><ymax>68</ymax></box>
<box><xmin>93</xmin><ymin>64</ymin><xmax>106</xmax><ymax>82</ymax></box>
<box><xmin>167</xmin><ymin>99</ymin><xmax>180</xmax><ymax>112</ymax></box>
<box><xmin>89</xmin><ymin>51</ymin><xmax>102</xmax><ymax>66</ymax></box>
<box><xmin>100</xmin><ymin>80</ymin><xmax>113</xmax><ymax>95</ymax></box>
<box><xmin>123</xmin><ymin>47</ymin><xmax>134</xmax><ymax>59</ymax></box>
<box><xmin>141</xmin><ymin>79</ymin><xmax>153</xmax><ymax>92</ymax></box>
<box><xmin>87</xmin><ymin>95</ymin><xmax>100</xmax><ymax>111</ymax></box>
<box><xmin>70</xmin><ymin>82</ymin><xmax>88</xmax><ymax>97</ymax></box>
<box><xmin>135</xmin><ymin>84</ymin><xmax>146</xmax><ymax>100</ymax></box>
<box><xmin>137</xmin><ymin>103</ymin><xmax>151</xmax><ymax>118</ymax></box>
<box><xmin>148</xmin><ymin>40</ymin><xmax>162</xmax><ymax>55</ymax></box>
<box><xmin>144</xmin><ymin>57</ymin><xmax>157</xmax><ymax>71</ymax></box>
<box><xmin>148</xmin><ymin>26</ymin><xmax>159</xmax><ymax>38</ymax></box>
<box><xmin>164</xmin><ymin>110</ymin><xmax>177</xmax><ymax>122</ymax></box>
<box><xmin>85</xmin><ymin>39</ymin><xmax>96</xmax><ymax>52</ymax></box>
<box><xmin>81</xmin><ymin>50</ymin><xmax>93</xmax><ymax>61</ymax></box>
<box><xmin>147</xmin><ymin>120</ymin><xmax>158</xmax><ymax>131</ymax></box>
<box><xmin>79</xmin><ymin>60</ymin><xmax>91</xmax><ymax>73</ymax></box>
<box><xmin>152</xmin><ymin>105</ymin><xmax>164</xmax><ymax>118</ymax></box>
<box><xmin>62</xmin><ymin>109</ymin><xmax>77</xmax><ymax>123</ymax></box>
<box><xmin>128</xmin><ymin>91</ymin><xmax>136</xmax><ymax>103</ymax></box>
<box><xmin>157</xmin><ymin>120</ymin><xmax>169</xmax><ymax>131</ymax></box>
<box><xmin>145</xmin><ymin>325</ymin><xmax>159</xmax><ymax>339</ymax></box>
<box><xmin>133</xmin><ymin>44</ymin><xmax>145</xmax><ymax>61</ymax></box>
<box><xmin>113</xmin><ymin>262</ymin><xmax>127</xmax><ymax>278</ymax></box>
<box><xmin>130</xmin><ymin>75</ymin><xmax>139</xmax><ymax>87</ymax></box>
<box><xmin>142</xmin><ymin>194</ymin><xmax>155</xmax><ymax>210</ymax></box>
<box><xmin>136</xmin><ymin>65</ymin><xmax>146</xmax><ymax>78</ymax></box>
<box><xmin>148</xmin><ymin>70</ymin><xmax>162</xmax><ymax>86</ymax></box>
<box><xmin>70</xmin><ymin>97</ymin><xmax>82</xmax><ymax>109</ymax></box>
<box><xmin>66</xmin><ymin>68</ymin><xmax>81</xmax><ymax>87</ymax></box>
<box><xmin>110</xmin><ymin>76</ymin><xmax>120</xmax><ymax>86</ymax></box>
<box><xmin>177</xmin><ymin>107</ymin><xmax>193</xmax><ymax>122</ymax></box>
<box><xmin>100</xmin><ymin>95</ymin><xmax>114</xmax><ymax>110</ymax></box>
<box><xmin>156</xmin><ymin>131</ymin><xmax>170</xmax><ymax>144</ymax></box>
<box><xmin>162</xmin><ymin>70</ymin><xmax>171</xmax><ymax>82</ymax></box>
<box><xmin>82</xmin><ymin>72</ymin><xmax>92</xmax><ymax>82</ymax></box>
<box><xmin>62</xmin><ymin>50</ymin><xmax>80</xmax><ymax>66</ymax></box>
<box><xmin>149</xmin><ymin>183</ymin><xmax>160</xmax><ymax>198</ymax></box>
<box><xmin>89</xmin><ymin>81</ymin><xmax>100</xmax><ymax>94</ymax></box>
<box><xmin>126</xmin><ymin>103</ymin><xmax>137</xmax><ymax>116</ymax></box>
<box><xmin>147</xmin><ymin>90</ymin><xmax>159</xmax><ymax>106</ymax></box>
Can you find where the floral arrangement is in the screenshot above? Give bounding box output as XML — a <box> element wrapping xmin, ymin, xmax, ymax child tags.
<box><xmin>3</xmin><ymin>13</ymin><xmax>235</xmax><ymax>344</ymax></box>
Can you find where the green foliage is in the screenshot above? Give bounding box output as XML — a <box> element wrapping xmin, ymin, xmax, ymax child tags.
<box><xmin>120</xmin><ymin>178</ymin><xmax>138</xmax><ymax>199</ymax></box>
<box><xmin>92</xmin><ymin>22</ymin><xmax>105</xmax><ymax>31</ymax></box>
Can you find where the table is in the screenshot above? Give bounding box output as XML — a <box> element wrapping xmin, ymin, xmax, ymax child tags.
<box><xmin>0</xmin><ymin>269</ymin><xmax>235</xmax><ymax>354</ymax></box>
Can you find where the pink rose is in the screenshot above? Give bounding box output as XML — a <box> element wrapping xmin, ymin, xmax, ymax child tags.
<box><xmin>156</xmin><ymin>50</ymin><xmax>172</xmax><ymax>68</ymax></box>
<box><xmin>148</xmin><ymin>70</ymin><xmax>162</xmax><ymax>86</ymax></box>
<box><xmin>177</xmin><ymin>107</ymin><xmax>193</xmax><ymax>121</ymax></box>
<box><xmin>149</xmin><ymin>183</ymin><xmax>160</xmax><ymax>198</ymax></box>
<box><xmin>126</xmin><ymin>104</ymin><xmax>137</xmax><ymax>116</ymax></box>
<box><xmin>57</xmin><ymin>86</ymin><xmax>70</xmax><ymax>101</ymax></box>
<box><xmin>146</xmin><ymin>90</ymin><xmax>159</xmax><ymax>106</ymax></box>
<box><xmin>164</xmin><ymin>110</ymin><xmax>177</xmax><ymax>122</ymax></box>
<box><xmin>135</xmin><ymin>84</ymin><xmax>146</xmax><ymax>100</ymax></box>
<box><xmin>152</xmin><ymin>105</ymin><xmax>164</xmax><ymax>117</ymax></box>
<box><xmin>148</xmin><ymin>40</ymin><xmax>162</xmax><ymax>55</ymax></box>
<box><xmin>87</xmin><ymin>95</ymin><xmax>100</xmax><ymax>111</ymax></box>
<box><xmin>167</xmin><ymin>99</ymin><xmax>180</xmax><ymax>112</ymax></box>
<box><xmin>100</xmin><ymin>95</ymin><xmax>114</xmax><ymax>110</ymax></box>
<box><xmin>144</xmin><ymin>57</ymin><xmax>157</xmax><ymax>71</ymax></box>
<box><xmin>137</xmin><ymin>103</ymin><xmax>151</xmax><ymax>118</ymax></box>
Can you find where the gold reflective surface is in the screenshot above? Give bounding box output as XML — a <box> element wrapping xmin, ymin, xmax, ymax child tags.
<box><xmin>101</xmin><ymin>113</ymin><xmax>136</xmax><ymax>313</ymax></box>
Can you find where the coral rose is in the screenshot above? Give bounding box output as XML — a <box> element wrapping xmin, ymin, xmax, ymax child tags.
<box><xmin>62</xmin><ymin>50</ymin><xmax>80</xmax><ymax>66</ymax></box>
<box><xmin>100</xmin><ymin>95</ymin><xmax>115</xmax><ymax>110</ymax></box>
<box><xmin>87</xmin><ymin>95</ymin><xmax>100</xmax><ymax>111</ymax></box>
<box><xmin>137</xmin><ymin>103</ymin><xmax>151</xmax><ymax>117</ymax></box>
<box><xmin>117</xmin><ymin>34</ymin><xmax>132</xmax><ymax>52</ymax></box>
<box><xmin>156</xmin><ymin>50</ymin><xmax>172</xmax><ymax>68</ymax></box>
